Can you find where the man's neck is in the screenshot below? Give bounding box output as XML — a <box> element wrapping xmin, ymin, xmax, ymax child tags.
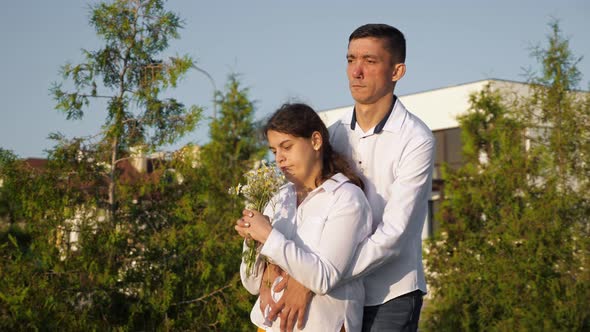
<box><xmin>354</xmin><ymin>94</ymin><xmax>395</xmax><ymax>132</ymax></box>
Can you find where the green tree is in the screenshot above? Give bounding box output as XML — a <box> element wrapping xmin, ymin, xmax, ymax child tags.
<box><xmin>0</xmin><ymin>147</ymin><xmax>87</xmax><ymax>330</ymax></box>
<box><xmin>423</xmin><ymin>22</ymin><xmax>590</xmax><ymax>331</ymax></box>
<box><xmin>114</xmin><ymin>75</ymin><xmax>264</xmax><ymax>330</ymax></box>
<box><xmin>1</xmin><ymin>0</ymin><xmax>208</xmax><ymax>330</ymax></box>
<box><xmin>51</xmin><ymin>0</ymin><xmax>201</xmax><ymax>218</ymax></box>
<box><xmin>174</xmin><ymin>74</ymin><xmax>267</xmax><ymax>330</ymax></box>
<box><xmin>0</xmin><ymin>76</ymin><xmax>266</xmax><ymax>330</ymax></box>
<box><xmin>200</xmin><ymin>74</ymin><xmax>267</xmax><ymax>227</ymax></box>
<box><xmin>0</xmin><ymin>149</ymin><xmax>21</xmax><ymax>225</ymax></box>
<box><xmin>46</xmin><ymin>0</ymin><xmax>202</xmax><ymax>328</ymax></box>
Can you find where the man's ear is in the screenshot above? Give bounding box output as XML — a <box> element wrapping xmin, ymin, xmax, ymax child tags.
<box><xmin>392</xmin><ymin>63</ymin><xmax>406</xmax><ymax>82</ymax></box>
<box><xmin>311</xmin><ymin>131</ymin><xmax>323</xmax><ymax>151</ymax></box>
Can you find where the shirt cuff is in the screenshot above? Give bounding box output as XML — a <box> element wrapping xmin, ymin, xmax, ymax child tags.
<box><xmin>260</xmin><ymin>228</ymin><xmax>285</xmax><ymax>264</ymax></box>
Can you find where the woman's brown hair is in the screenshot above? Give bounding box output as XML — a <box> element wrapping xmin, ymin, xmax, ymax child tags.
<box><xmin>263</xmin><ymin>103</ymin><xmax>364</xmax><ymax>190</ymax></box>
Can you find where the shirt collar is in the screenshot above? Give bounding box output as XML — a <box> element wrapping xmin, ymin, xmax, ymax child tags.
<box><xmin>285</xmin><ymin>173</ymin><xmax>350</xmax><ymax>196</ymax></box>
<box><xmin>350</xmin><ymin>95</ymin><xmax>398</xmax><ymax>134</ymax></box>
<box><xmin>317</xmin><ymin>173</ymin><xmax>349</xmax><ymax>193</ymax></box>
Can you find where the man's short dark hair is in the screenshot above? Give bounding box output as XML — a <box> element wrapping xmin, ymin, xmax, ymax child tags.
<box><xmin>349</xmin><ymin>24</ymin><xmax>406</xmax><ymax>64</ymax></box>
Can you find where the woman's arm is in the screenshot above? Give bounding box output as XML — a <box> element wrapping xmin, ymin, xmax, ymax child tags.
<box><xmin>247</xmin><ymin>186</ymin><xmax>372</xmax><ymax>295</ymax></box>
<box><xmin>237</xmin><ymin>198</ymin><xmax>279</xmax><ymax>295</ymax></box>
<box><xmin>239</xmin><ymin>239</ymin><xmax>265</xmax><ymax>295</ymax></box>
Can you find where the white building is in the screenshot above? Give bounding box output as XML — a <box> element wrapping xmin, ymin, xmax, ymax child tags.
<box><xmin>318</xmin><ymin>79</ymin><xmax>532</xmax><ymax>239</ymax></box>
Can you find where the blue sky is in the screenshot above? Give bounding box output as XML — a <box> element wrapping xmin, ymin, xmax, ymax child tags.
<box><xmin>1</xmin><ymin>0</ymin><xmax>589</xmax><ymax>158</ymax></box>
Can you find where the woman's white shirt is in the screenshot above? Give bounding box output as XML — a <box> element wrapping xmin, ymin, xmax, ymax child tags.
<box><xmin>240</xmin><ymin>173</ymin><xmax>372</xmax><ymax>332</ymax></box>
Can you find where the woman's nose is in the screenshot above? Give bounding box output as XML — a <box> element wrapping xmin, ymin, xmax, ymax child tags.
<box><xmin>275</xmin><ymin>151</ymin><xmax>285</xmax><ymax>163</ymax></box>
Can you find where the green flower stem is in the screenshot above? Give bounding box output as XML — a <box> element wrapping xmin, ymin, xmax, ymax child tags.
<box><xmin>243</xmin><ymin>237</ymin><xmax>259</xmax><ymax>277</ymax></box>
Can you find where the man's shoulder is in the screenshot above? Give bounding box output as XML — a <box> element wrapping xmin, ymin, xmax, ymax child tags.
<box><xmin>393</xmin><ymin>99</ymin><xmax>432</xmax><ymax>140</ymax></box>
<box><xmin>403</xmin><ymin>110</ymin><xmax>434</xmax><ymax>141</ymax></box>
<box><xmin>328</xmin><ymin>120</ymin><xmax>353</xmax><ymax>145</ymax></box>
<box><xmin>327</xmin><ymin>107</ymin><xmax>354</xmax><ymax>133</ymax></box>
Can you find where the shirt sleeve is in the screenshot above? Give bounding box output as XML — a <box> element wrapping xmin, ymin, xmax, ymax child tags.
<box><xmin>260</xmin><ymin>187</ymin><xmax>372</xmax><ymax>295</ymax></box>
<box><xmin>239</xmin><ymin>240</ymin><xmax>266</xmax><ymax>295</ymax></box>
<box><xmin>239</xmin><ymin>195</ymin><xmax>279</xmax><ymax>295</ymax></box>
<box><xmin>349</xmin><ymin>136</ymin><xmax>435</xmax><ymax>278</ymax></box>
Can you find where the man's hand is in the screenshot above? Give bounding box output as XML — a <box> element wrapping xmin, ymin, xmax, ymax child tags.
<box><xmin>268</xmin><ymin>276</ymin><xmax>313</xmax><ymax>332</ymax></box>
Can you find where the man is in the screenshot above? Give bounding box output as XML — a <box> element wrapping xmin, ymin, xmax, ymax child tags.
<box><xmin>261</xmin><ymin>23</ymin><xmax>434</xmax><ymax>332</ymax></box>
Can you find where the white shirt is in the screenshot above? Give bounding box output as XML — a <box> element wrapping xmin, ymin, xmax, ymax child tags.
<box><xmin>241</xmin><ymin>173</ymin><xmax>372</xmax><ymax>332</ymax></box>
<box><xmin>329</xmin><ymin>97</ymin><xmax>435</xmax><ymax>305</ymax></box>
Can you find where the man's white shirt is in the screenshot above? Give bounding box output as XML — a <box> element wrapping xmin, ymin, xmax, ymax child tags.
<box><xmin>329</xmin><ymin>98</ymin><xmax>435</xmax><ymax>305</ymax></box>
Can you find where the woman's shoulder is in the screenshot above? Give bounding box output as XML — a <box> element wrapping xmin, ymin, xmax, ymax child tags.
<box><xmin>325</xmin><ymin>175</ymin><xmax>372</xmax><ymax>225</ymax></box>
<box><xmin>329</xmin><ymin>174</ymin><xmax>367</xmax><ymax>202</ymax></box>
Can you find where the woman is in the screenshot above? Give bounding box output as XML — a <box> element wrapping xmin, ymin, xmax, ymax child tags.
<box><xmin>235</xmin><ymin>103</ymin><xmax>372</xmax><ymax>332</ymax></box>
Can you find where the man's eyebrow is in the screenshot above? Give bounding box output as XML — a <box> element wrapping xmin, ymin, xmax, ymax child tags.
<box><xmin>347</xmin><ymin>53</ymin><xmax>379</xmax><ymax>60</ymax></box>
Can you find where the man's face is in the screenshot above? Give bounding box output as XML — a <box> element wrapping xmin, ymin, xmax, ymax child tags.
<box><xmin>346</xmin><ymin>37</ymin><xmax>397</xmax><ymax>106</ymax></box>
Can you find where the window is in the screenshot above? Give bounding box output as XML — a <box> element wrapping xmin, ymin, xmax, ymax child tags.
<box><xmin>433</xmin><ymin>127</ymin><xmax>464</xmax><ymax>180</ymax></box>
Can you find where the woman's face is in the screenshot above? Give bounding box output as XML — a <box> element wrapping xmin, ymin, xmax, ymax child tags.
<box><xmin>267</xmin><ymin>129</ymin><xmax>322</xmax><ymax>189</ymax></box>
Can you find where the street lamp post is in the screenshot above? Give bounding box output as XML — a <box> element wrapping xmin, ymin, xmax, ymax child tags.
<box><xmin>192</xmin><ymin>64</ymin><xmax>217</xmax><ymax>119</ymax></box>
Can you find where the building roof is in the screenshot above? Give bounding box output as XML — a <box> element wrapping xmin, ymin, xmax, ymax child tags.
<box><xmin>317</xmin><ymin>79</ymin><xmax>532</xmax><ymax>131</ymax></box>
<box><xmin>23</xmin><ymin>158</ymin><xmax>49</xmax><ymax>170</ymax></box>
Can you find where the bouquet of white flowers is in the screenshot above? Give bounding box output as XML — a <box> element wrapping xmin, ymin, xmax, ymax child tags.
<box><xmin>229</xmin><ymin>160</ymin><xmax>285</xmax><ymax>277</ymax></box>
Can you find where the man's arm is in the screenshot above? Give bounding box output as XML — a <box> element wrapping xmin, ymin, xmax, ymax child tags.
<box><xmin>350</xmin><ymin>136</ymin><xmax>434</xmax><ymax>278</ymax></box>
<box><xmin>260</xmin><ymin>188</ymin><xmax>371</xmax><ymax>294</ymax></box>
<box><xmin>262</xmin><ymin>187</ymin><xmax>372</xmax><ymax>331</ymax></box>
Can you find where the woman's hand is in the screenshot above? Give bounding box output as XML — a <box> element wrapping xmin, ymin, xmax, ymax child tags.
<box><xmin>235</xmin><ymin>209</ymin><xmax>272</xmax><ymax>244</ymax></box>
<box><xmin>234</xmin><ymin>215</ymin><xmax>250</xmax><ymax>238</ymax></box>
